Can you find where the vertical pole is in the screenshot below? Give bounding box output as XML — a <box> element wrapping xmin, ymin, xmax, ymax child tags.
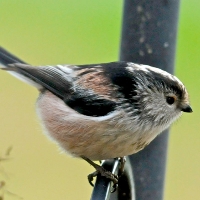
<box><xmin>120</xmin><ymin>0</ymin><xmax>180</xmax><ymax>199</ymax></box>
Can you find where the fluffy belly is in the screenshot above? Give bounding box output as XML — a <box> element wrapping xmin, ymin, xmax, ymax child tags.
<box><xmin>36</xmin><ymin>91</ymin><xmax>155</xmax><ymax>160</ymax></box>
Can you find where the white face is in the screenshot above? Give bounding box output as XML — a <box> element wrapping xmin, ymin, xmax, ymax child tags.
<box><xmin>138</xmin><ymin>90</ymin><xmax>183</xmax><ymax>127</ymax></box>
<box><xmin>125</xmin><ymin>63</ymin><xmax>190</xmax><ymax>130</ymax></box>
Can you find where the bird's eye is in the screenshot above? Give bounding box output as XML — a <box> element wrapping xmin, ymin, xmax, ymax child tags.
<box><xmin>166</xmin><ymin>96</ymin><xmax>175</xmax><ymax>105</ymax></box>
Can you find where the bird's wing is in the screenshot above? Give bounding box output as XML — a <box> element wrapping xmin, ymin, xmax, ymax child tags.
<box><xmin>0</xmin><ymin>47</ymin><xmax>117</xmax><ymax>117</ymax></box>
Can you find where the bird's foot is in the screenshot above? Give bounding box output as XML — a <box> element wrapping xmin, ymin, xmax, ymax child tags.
<box><xmin>81</xmin><ymin>156</ymin><xmax>119</xmax><ymax>192</ymax></box>
<box><xmin>88</xmin><ymin>165</ymin><xmax>119</xmax><ymax>192</ymax></box>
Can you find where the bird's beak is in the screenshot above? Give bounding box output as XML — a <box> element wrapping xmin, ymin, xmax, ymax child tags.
<box><xmin>182</xmin><ymin>105</ymin><xmax>193</xmax><ymax>113</ymax></box>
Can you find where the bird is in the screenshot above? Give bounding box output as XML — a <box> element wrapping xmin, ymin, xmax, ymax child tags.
<box><xmin>0</xmin><ymin>47</ymin><xmax>192</xmax><ymax>189</ymax></box>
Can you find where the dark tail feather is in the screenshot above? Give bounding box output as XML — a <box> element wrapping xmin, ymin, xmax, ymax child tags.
<box><xmin>0</xmin><ymin>47</ymin><xmax>73</xmax><ymax>99</ymax></box>
<box><xmin>0</xmin><ymin>47</ymin><xmax>27</xmax><ymax>66</ymax></box>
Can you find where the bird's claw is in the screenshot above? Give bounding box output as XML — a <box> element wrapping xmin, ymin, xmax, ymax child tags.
<box><xmin>111</xmin><ymin>183</ymin><xmax>118</xmax><ymax>193</ymax></box>
<box><xmin>88</xmin><ymin>171</ymin><xmax>98</xmax><ymax>186</ymax></box>
<box><xmin>81</xmin><ymin>155</ymin><xmax>126</xmax><ymax>193</ymax></box>
<box><xmin>87</xmin><ymin>165</ymin><xmax>119</xmax><ymax>192</ymax></box>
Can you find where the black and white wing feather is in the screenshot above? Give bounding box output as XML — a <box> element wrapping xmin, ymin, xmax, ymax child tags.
<box><xmin>0</xmin><ymin>47</ymin><xmax>117</xmax><ymax>117</ymax></box>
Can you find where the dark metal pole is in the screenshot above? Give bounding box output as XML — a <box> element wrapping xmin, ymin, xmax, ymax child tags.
<box><xmin>120</xmin><ymin>1</ymin><xmax>180</xmax><ymax>200</ymax></box>
<box><xmin>91</xmin><ymin>157</ymin><xmax>135</xmax><ymax>200</ymax></box>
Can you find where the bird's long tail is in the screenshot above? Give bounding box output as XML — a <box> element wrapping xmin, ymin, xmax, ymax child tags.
<box><xmin>0</xmin><ymin>47</ymin><xmax>73</xmax><ymax>99</ymax></box>
<box><xmin>0</xmin><ymin>47</ymin><xmax>44</xmax><ymax>89</ymax></box>
<box><xmin>0</xmin><ymin>47</ymin><xmax>26</xmax><ymax>66</ymax></box>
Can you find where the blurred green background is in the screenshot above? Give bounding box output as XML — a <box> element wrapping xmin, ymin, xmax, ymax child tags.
<box><xmin>0</xmin><ymin>0</ymin><xmax>199</xmax><ymax>199</ymax></box>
